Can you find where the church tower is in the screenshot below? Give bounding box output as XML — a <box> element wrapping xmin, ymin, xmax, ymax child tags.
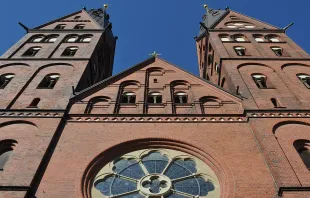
<box><xmin>196</xmin><ymin>5</ymin><xmax>310</xmax><ymax>110</ymax></box>
<box><xmin>0</xmin><ymin>7</ymin><xmax>116</xmax><ymax>197</ymax></box>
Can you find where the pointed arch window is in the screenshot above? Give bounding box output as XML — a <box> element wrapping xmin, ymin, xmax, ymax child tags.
<box><xmin>22</xmin><ymin>47</ymin><xmax>41</xmax><ymax>57</ymax></box>
<box><xmin>54</xmin><ymin>24</ymin><xmax>66</xmax><ymax>29</ymax></box>
<box><xmin>232</xmin><ymin>35</ymin><xmax>246</xmax><ymax>42</ymax></box>
<box><xmin>121</xmin><ymin>92</ymin><xmax>136</xmax><ymax>104</ymax></box>
<box><xmin>0</xmin><ymin>140</ymin><xmax>17</xmax><ymax>171</ymax></box>
<box><xmin>266</xmin><ymin>35</ymin><xmax>280</xmax><ymax>42</ymax></box>
<box><xmin>294</xmin><ymin>140</ymin><xmax>310</xmax><ymax>170</ymax></box>
<box><xmin>61</xmin><ymin>47</ymin><xmax>78</xmax><ymax>56</ymax></box>
<box><xmin>74</xmin><ymin>24</ymin><xmax>85</xmax><ymax>30</ymax></box>
<box><xmin>0</xmin><ymin>73</ymin><xmax>15</xmax><ymax>89</ymax></box>
<box><xmin>174</xmin><ymin>92</ymin><xmax>188</xmax><ymax>104</ymax></box>
<box><xmin>148</xmin><ymin>92</ymin><xmax>162</xmax><ymax>104</ymax></box>
<box><xmin>37</xmin><ymin>74</ymin><xmax>60</xmax><ymax>89</ymax></box>
<box><xmin>252</xmin><ymin>74</ymin><xmax>268</xmax><ymax>88</ymax></box>
<box><xmin>27</xmin><ymin>98</ymin><xmax>40</xmax><ymax>108</ymax></box>
<box><xmin>219</xmin><ymin>34</ymin><xmax>230</xmax><ymax>42</ymax></box>
<box><xmin>297</xmin><ymin>74</ymin><xmax>310</xmax><ymax>89</ymax></box>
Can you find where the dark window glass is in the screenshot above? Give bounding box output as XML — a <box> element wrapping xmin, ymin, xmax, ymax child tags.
<box><xmin>252</xmin><ymin>74</ymin><xmax>267</xmax><ymax>88</ymax></box>
<box><xmin>174</xmin><ymin>93</ymin><xmax>188</xmax><ymax>103</ymax></box>
<box><xmin>121</xmin><ymin>92</ymin><xmax>136</xmax><ymax>103</ymax></box>
<box><xmin>271</xmin><ymin>47</ymin><xmax>283</xmax><ymax>56</ymax></box>
<box><xmin>55</xmin><ymin>24</ymin><xmax>66</xmax><ymax>29</ymax></box>
<box><xmin>74</xmin><ymin>24</ymin><xmax>85</xmax><ymax>29</ymax></box>
<box><xmin>0</xmin><ymin>74</ymin><xmax>15</xmax><ymax>89</ymax></box>
<box><xmin>0</xmin><ymin>140</ymin><xmax>17</xmax><ymax>171</ymax></box>
<box><xmin>234</xmin><ymin>47</ymin><xmax>246</xmax><ymax>56</ymax></box>
<box><xmin>148</xmin><ymin>93</ymin><xmax>162</xmax><ymax>104</ymax></box>
<box><xmin>37</xmin><ymin>74</ymin><xmax>60</xmax><ymax>89</ymax></box>
<box><xmin>27</xmin><ymin>98</ymin><xmax>40</xmax><ymax>108</ymax></box>
<box><xmin>22</xmin><ymin>47</ymin><xmax>41</xmax><ymax>57</ymax></box>
<box><xmin>61</xmin><ymin>47</ymin><xmax>78</xmax><ymax>56</ymax></box>
<box><xmin>298</xmin><ymin>74</ymin><xmax>310</xmax><ymax>89</ymax></box>
<box><xmin>294</xmin><ymin>140</ymin><xmax>310</xmax><ymax>170</ymax></box>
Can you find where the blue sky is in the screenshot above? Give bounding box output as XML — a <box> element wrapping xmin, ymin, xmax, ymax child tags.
<box><xmin>1</xmin><ymin>0</ymin><xmax>309</xmax><ymax>76</ymax></box>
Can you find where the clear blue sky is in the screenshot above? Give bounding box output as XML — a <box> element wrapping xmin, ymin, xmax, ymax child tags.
<box><xmin>1</xmin><ymin>0</ymin><xmax>309</xmax><ymax>76</ymax></box>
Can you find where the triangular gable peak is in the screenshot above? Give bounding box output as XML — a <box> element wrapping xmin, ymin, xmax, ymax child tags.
<box><xmin>213</xmin><ymin>10</ymin><xmax>279</xmax><ymax>30</ymax></box>
<box><xmin>69</xmin><ymin>58</ymin><xmax>244</xmax><ymax>115</ymax></box>
<box><xmin>34</xmin><ymin>9</ymin><xmax>102</xmax><ymax>30</ymax></box>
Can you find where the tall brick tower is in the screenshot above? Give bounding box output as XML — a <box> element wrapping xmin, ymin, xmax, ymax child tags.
<box><xmin>196</xmin><ymin>5</ymin><xmax>310</xmax><ymax>197</ymax></box>
<box><xmin>0</xmin><ymin>7</ymin><xmax>116</xmax><ymax>197</ymax></box>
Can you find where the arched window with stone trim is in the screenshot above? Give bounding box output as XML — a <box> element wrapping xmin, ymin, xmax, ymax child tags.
<box><xmin>174</xmin><ymin>91</ymin><xmax>188</xmax><ymax>104</ymax></box>
<box><xmin>294</xmin><ymin>140</ymin><xmax>310</xmax><ymax>170</ymax></box>
<box><xmin>0</xmin><ymin>139</ymin><xmax>17</xmax><ymax>171</ymax></box>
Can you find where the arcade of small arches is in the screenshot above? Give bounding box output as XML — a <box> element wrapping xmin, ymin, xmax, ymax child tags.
<box><xmin>22</xmin><ymin>34</ymin><xmax>94</xmax><ymax>57</ymax></box>
<box><xmin>85</xmin><ymin>79</ymin><xmax>227</xmax><ymax>115</ymax></box>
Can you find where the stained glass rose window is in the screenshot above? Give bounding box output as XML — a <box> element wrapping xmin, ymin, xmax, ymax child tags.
<box><xmin>92</xmin><ymin>149</ymin><xmax>220</xmax><ymax>198</ymax></box>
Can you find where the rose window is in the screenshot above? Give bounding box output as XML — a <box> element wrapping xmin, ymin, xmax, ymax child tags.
<box><xmin>92</xmin><ymin>149</ymin><xmax>220</xmax><ymax>198</ymax></box>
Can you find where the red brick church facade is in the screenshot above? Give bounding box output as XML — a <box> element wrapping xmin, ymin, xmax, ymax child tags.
<box><xmin>0</xmin><ymin>5</ymin><xmax>310</xmax><ymax>198</ymax></box>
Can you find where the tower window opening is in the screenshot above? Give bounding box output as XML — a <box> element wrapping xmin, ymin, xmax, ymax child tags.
<box><xmin>270</xmin><ymin>98</ymin><xmax>281</xmax><ymax>108</ymax></box>
<box><xmin>220</xmin><ymin>35</ymin><xmax>230</xmax><ymax>42</ymax></box>
<box><xmin>31</xmin><ymin>36</ymin><xmax>44</xmax><ymax>43</ymax></box>
<box><xmin>61</xmin><ymin>47</ymin><xmax>78</xmax><ymax>56</ymax></box>
<box><xmin>266</xmin><ymin>35</ymin><xmax>280</xmax><ymax>42</ymax></box>
<box><xmin>65</xmin><ymin>36</ymin><xmax>79</xmax><ymax>43</ymax></box>
<box><xmin>215</xmin><ymin>63</ymin><xmax>220</xmax><ymax>73</ymax></box>
<box><xmin>294</xmin><ymin>140</ymin><xmax>310</xmax><ymax>170</ymax></box>
<box><xmin>27</xmin><ymin>98</ymin><xmax>40</xmax><ymax>108</ymax></box>
<box><xmin>74</xmin><ymin>16</ymin><xmax>81</xmax><ymax>19</ymax></box>
<box><xmin>79</xmin><ymin>36</ymin><xmax>92</xmax><ymax>43</ymax></box>
<box><xmin>22</xmin><ymin>47</ymin><xmax>41</xmax><ymax>57</ymax></box>
<box><xmin>74</xmin><ymin>24</ymin><xmax>85</xmax><ymax>30</ymax></box>
<box><xmin>232</xmin><ymin>35</ymin><xmax>246</xmax><ymax>42</ymax></box>
<box><xmin>37</xmin><ymin>74</ymin><xmax>60</xmax><ymax>89</ymax></box>
<box><xmin>154</xmin><ymin>79</ymin><xmax>158</xmax><ymax>83</ymax></box>
<box><xmin>234</xmin><ymin>46</ymin><xmax>246</xmax><ymax>56</ymax></box>
<box><xmin>121</xmin><ymin>92</ymin><xmax>136</xmax><ymax>104</ymax></box>
<box><xmin>254</xmin><ymin>37</ymin><xmax>264</xmax><ymax>42</ymax></box>
<box><xmin>0</xmin><ymin>74</ymin><xmax>15</xmax><ymax>89</ymax></box>
<box><xmin>297</xmin><ymin>74</ymin><xmax>310</xmax><ymax>89</ymax></box>
<box><xmin>148</xmin><ymin>92</ymin><xmax>162</xmax><ymax>104</ymax></box>
<box><xmin>174</xmin><ymin>92</ymin><xmax>188</xmax><ymax>104</ymax></box>
<box><xmin>55</xmin><ymin>24</ymin><xmax>66</xmax><ymax>29</ymax></box>
<box><xmin>0</xmin><ymin>140</ymin><xmax>17</xmax><ymax>171</ymax></box>
<box><xmin>252</xmin><ymin>74</ymin><xmax>268</xmax><ymax>88</ymax></box>
<box><xmin>271</xmin><ymin>47</ymin><xmax>283</xmax><ymax>56</ymax></box>
<box><xmin>45</xmin><ymin>36</ymin><xmax>58</xmax><ymax>43</ymax></box>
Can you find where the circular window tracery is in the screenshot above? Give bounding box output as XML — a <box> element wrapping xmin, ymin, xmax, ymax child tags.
<box><xmin>92</xmin><ymin>149</ymin><xmax>220</xmax><ymax>198</ymax></box>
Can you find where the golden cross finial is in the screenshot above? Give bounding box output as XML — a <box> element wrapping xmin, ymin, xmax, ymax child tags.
<box><xmin>149</xmin><ymin>51</ymin><xmax>161</xmax><ymax>57</ymax></box>
<box><xmin>203</xmin><ymin>4</ymin><xmax>208</xmax><ymax>11</ymax></box>
<box><xmin>103</xmin><ymin>4</ymin><xmax>109</xmax><ymax>11</ymax></box>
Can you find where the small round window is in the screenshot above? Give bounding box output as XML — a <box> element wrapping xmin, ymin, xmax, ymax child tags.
<box><xmin>92</xmin><ymin>149</ymin><xmax>220</xmax><ymax>198</ymax></box>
